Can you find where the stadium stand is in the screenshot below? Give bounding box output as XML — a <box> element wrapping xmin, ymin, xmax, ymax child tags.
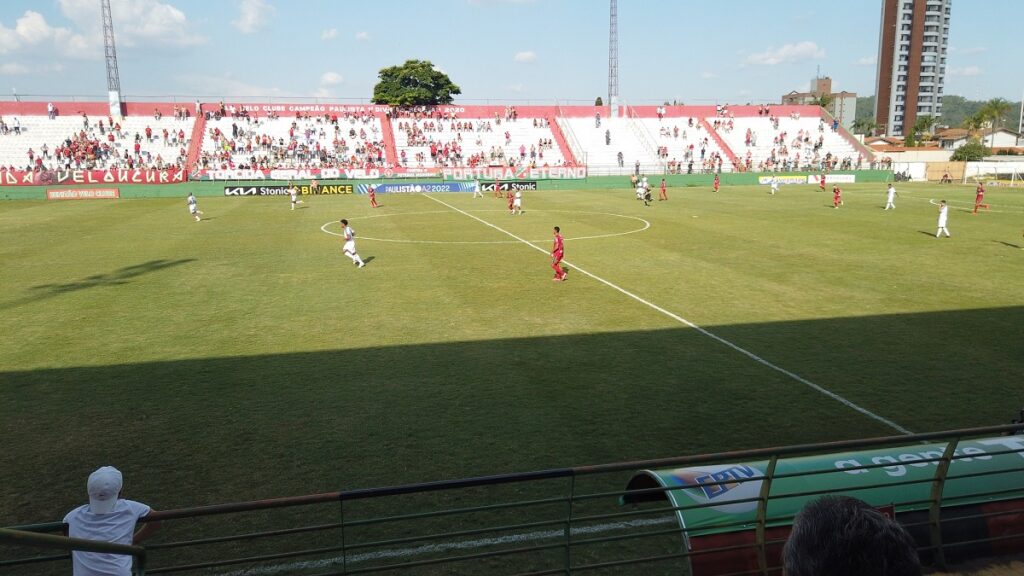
<box><xmin>197</xmin><ymin>109</ymin><xmax>387</xmax><ymax>170</ymax></box>
<box><xmin>0</xmin><ymin>102</ymin><xmax>874</xmax><ymax>177</ymax></box>
<box><xmin>389</xmin><ymin>107</ymin><xmax>566</xmax><ymax>170</ymax></box>
<box><xmin>710</xmin><ymin>108</ymin><xmax>869</xmax><ymax>172</ymax></box>
<box><xmin>559</xmin><ymin>116</ymin><xmax>663</xmax><ymax>176</ymax></box>
<box><xmin>0</xmin><ymin>111</ymin><xmax>193</xmax><ymax>171</ymax></box>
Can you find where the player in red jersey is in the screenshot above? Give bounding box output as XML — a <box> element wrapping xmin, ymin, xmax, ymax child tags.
<box><xmin>713</xmin><ymin>173</ymin><xmax>720</xmax><ymax>193</ymax></box>
<box><xmin>551</xmin><ymin>226</ymin><xmax>566</xmax><ymax>281</ymax></box>
<box><xmin>310</xmin><ymin>179</ymin><xmax>319</xmax><ymax>195</ymax></box>
<box><xmin>493</xmin><ymin>178</ymin><xmax>502</xmax><ymax>198</ymax></box>
<box><xmin>832</xmin><ymin>184</ymin><xmax>843</xmax><ymax>208</ymax></box>
<box><xmin>507</xmin><ymin>190</ymin><xmax>515</xmax><ymax>214</ymax></box>
<box><xmin>973</xmin><ymin>183</ymin><xmax>987</xmax><ymax>214</ymax></box>
<box><xmin>659</xmin><ymin>177</ymin><xmax>668</xmax><ymax>201</ymax></box>
<box><xmin>819</xmin><ymin>173</ymin><xmax>826</xmax><ymax>192</ymax></box>
<box><xmin>368</xmin><ymin>184</ymin><xmax>379</xmax><ymax>208</ymax></box>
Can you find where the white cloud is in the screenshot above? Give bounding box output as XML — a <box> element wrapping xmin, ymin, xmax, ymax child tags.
<box><xmin>319</xmin><ymin>71</ymin><xmax>343</xmax><ymax>86</ymax></box>
<box><xmin>321</xmin><ymin>28</ymin><xmax>337</xmax><ymax>41</ymax></box>
<box><xmin>744</xmin><ymin>41</ymin><xmax>825</xmax><ymax>66</ymax></box>
<box><xmin>0</xmin><ymin>10</ymin><xmax>90</xmax><ymax>57</ymax></box>
<box><xmin>514</xmin><ymin>50</ymin><xmax>537</xmax><ymax>63</ymax></box>
<box><xmin>355</xmin><ymin>31</ymin><xmax>370</xmax><ymax>41</ymax></box>
<box><xmin>856</xmin><ymin>55</ymin><xmax>877</xmax><ymax>66</ymax></box>
<box><xmin>948</xmin><ymin>66</ymin><xmax>983</xmax><ymax>77</ymax></box>
<box><xmin>700</xmin><ymin>71</ymin><xmax>716</xmax><ymax>79</ymax></box>
<box><xmin>0</xmin><ymin>62</ymin><xmax>30</xmax><ymax>75</ymax></box>
<box><xmin>962</xmin><ymin>46</ymin><xmax>987</xmax><ymax>55</ymax></box>
<box><xmin>232</xmin><ymin>0</ymin><xmax>274</xmax><ymax>34</ymax></box>
<box><xmin>57</xmin><ymin>0</ymin><xmax>204</xmax><ymax>52</ymax></box>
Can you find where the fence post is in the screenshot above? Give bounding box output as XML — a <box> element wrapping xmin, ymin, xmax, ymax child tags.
<box><xmin>338</xmin><ymin>498</ymin><xmax>348</xmax><ymax>575</ymax></box>
<box><xmin>928</xmin><ymin>438</ymin><xmax>960</xmax><ymax>571</ymax></box>
<box><xmin>755</xmin><ymin>455</ymin><xmax>779</xmax><ymax>575</ymax></box>
<box><xmin>564</xmin><ymin>475</ymin><xmax>576</xmax><ymax>575</ymax></box>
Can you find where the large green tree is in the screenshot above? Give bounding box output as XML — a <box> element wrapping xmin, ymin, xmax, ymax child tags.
<box><xmin>372</xmin><ymin>60</ymin><xmax>461</xmax><ymax>106</ymax></box>
<box><xmin>979</xmin><ymin>97</ymin><xmax>1012</xmax><ymax>145</ymax></box>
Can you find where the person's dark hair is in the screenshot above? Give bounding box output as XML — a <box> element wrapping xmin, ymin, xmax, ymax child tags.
<box><xmin>782</xmin><ymin>495</ymin><xmax>921</xmax><ymax>576</ymax></box>
<box><xmin>553</xmin><ymin>226</ymin><xmax>560</xmax><ymax>233</ymax></box>
<box><xmin>340</xmin><ymin>219</ymin><xmax>348</xmax><ymax>225</ymax></box>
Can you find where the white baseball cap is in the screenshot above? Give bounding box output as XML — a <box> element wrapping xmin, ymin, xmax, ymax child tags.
<box><xmin>87</xmin><ymin>466</ymin><xmax>123</xmax><ymax>514</ymax></box>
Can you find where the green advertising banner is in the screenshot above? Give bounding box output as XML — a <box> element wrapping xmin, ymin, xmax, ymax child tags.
<box><xmin>625</xmin><ymin>435</ymin><xmax>1024</xmax><ymax>541</ymax></box>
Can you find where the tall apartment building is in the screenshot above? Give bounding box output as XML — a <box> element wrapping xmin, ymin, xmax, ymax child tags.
<box><xmin>874</xmin><ymin>0</ymin><xmax>952</xmax><ymax>136</ymax></box>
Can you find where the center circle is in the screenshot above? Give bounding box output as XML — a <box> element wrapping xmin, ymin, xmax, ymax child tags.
<box><xmin>320</xmin><ymin>210</ymin><xmax>651</xmax><ymax>244</ymax></box>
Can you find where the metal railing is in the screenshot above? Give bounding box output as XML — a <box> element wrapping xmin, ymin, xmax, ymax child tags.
<box><xmin>620</xmin><ymin>99</ymin><xmax>666</xmax><ymax>173</ymax></box>
<box><xmin>0</xmin><ymin>527</ymin><xmax>147</xmax><ymax>574</ymax></box>
<box><xmin>4</xmin><ymin>424</ymin><xmax>1024</xmax><ymax>576</ymax></box>
<box><xmin>554</xmin><ymin>98</ymin><xmax>587</xmax><ymax>168</ymax></box>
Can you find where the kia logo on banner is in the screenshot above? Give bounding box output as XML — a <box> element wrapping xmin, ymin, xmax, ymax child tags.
<box><xmin>224</xmin><ymin>185</ymin><xmax>293</xmax><ymax>196</ymax></box>
<box><xmin>480</xmin><ymin>181</ymin><xmax>538</xmax><ymax>192</ymax></box>
<box><xmin>224</xmin><ymin>186</ymin><xmax>258</xmax><ymax>196</ymax></box>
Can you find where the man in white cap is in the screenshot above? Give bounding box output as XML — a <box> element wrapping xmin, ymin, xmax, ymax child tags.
<box><xmin>63</xmin><ymin>466</ymin><xmax>160</xmax><ymax>575</ymax></box>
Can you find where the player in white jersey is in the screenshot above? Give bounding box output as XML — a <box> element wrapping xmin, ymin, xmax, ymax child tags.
<box><xmin>289</xmin><ymin>182</ymin><xmax>303</xmax><ymax>210</ymax></box>
<box><xmin>472</xmin><ymin>180</ymin><xmax>484</xmax><ymax>198</ymax></box>
<box><xmin>770</xmin><ymin>176</ymin><xmax>779</xmax><ymax>195</ymax></box>
<box><xmin>512</xmin><ymin>190</ymin><xmax>523</xmax><ymax>215</ymax></box>
<box><xmin>340</xmin><ymin>219</ymin><xmax>365</xmax><ymax>267</ymax></box>
<box><xmin>884</xmin><ymin>184</ymin><xmax>897</xmax><ymax>210</ymax></box>
<box><xmin>187</xmin><ymin>192</ymin><xmax>202</xmax><ymax>221</ymax></box>
<box><xmin>935</xmin><ymin>200</ymin><xmax>950</xmax><ymax>238</ymax></box>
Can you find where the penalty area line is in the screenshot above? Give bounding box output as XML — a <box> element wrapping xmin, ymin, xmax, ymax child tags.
<box><xmin>422</xmin><ymin>193</ymin><xmax>913</xmax><ymax>435</ymax></box>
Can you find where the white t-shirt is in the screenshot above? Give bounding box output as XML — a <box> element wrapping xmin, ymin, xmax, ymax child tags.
<box><xmin>63</xmin><ymin>499</ymin><xmax>151</xmax><ymax>576</ymax></box>
<box><xmin>938</xmin><ymin>205</ymin><xmax>948</xmax><ymax>226</ymax></box>
<box><xmin>887</xmin><ymin>186</ymin><xmax>896</xmax><ymax>200</ymax></box>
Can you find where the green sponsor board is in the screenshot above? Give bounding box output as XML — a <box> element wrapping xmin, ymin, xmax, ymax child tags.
<box><xmin>624</xmin><ymin>435</ymin><xmax>1024</xmax><ymax>541</ymax></box>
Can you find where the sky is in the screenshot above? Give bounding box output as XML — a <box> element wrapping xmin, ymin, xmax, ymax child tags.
<box><xmin>0</xmin><ymin>0</ymin><xmax>1020</xmax><ymax>105</ymax></box>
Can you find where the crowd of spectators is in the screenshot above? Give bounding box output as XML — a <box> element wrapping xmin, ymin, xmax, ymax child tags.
<box><xmin>198</xmin><ymin>111</ymin><xmax>386</xmax><ymax>171</ymax></box>
<box><xmin>0</xmin><ymin>111</ymin><xmax>189</xmax><ymax>173</ymax></box>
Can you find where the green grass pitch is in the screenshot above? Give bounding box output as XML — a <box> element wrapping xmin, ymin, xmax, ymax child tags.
<box><xmin>2</xmin><ymin>181</ymin><xmax>1023</xmax><ymax>529</ymax></box>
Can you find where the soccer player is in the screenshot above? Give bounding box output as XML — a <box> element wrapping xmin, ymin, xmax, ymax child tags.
<box><xmin>493</xmin><ymin>178</ymin><xmax>502</xmax><ymax>198</ymax></box>
<box><xmin>340</xmin><ymin>219</ymin><xmax>366</xmax><ymax>267</ymax></box>
<box><xmin>551</xmin><ymin>226</ymin><xmax>566</xmax><ymax>281</ymax></box>
<box><xmin>832</xmin><ymin>184</ymin><xmax>843</xmax><ymax>208</ymax></box>
<box><xmin>310</xmin><ymin>178</ymin><xmax>319</xmax><ymax>195</ymax></box>
<box><xmin>884</xmin><ymin>183</ymin><xmax>897</xmax><ymax>210</ymax></box>
<box><xmin>713</xmin><ymin>173</ymin><xmax>720</xmax><ymax>193</ymax></box>
<box><xmin>512</xmin><ymin>190</ymin><xmax>523</xmax><ymax>215</ymax></box>
<box><xmin>659</xmin><ymin>178</ymin><xmax>668</xmax><ymax>201</ymax></box>
<box><xmin>819</xmin><ymin>173</ymin><xmax>826</xmax><ymax>192</ymax></box>
<box><xmin>936</xmin><ymin>200</ymin><xmax>950</xmax><ymax>238</ymax></box>
<box><xmin>770</xmin><ymin>175</ymin><xmax>779</xmax><ymax>195</ymax></box>
<box><xmin>289</xmin><ymin>182</ymin><xmax>304</xmax><ymax>211</ymax></box>
<box><xmin>472</xmin><ymin>180</ymin><xmax>484</xmax><ymax>198</ymax></box>
<box><xmin>187</xmin><ymin>192</ymin><xmax>202</xmax><ymax>221</ymax></box>
<box><xmin>507</xmin><ymin>190</ymin><xmax>515</xmax><ymax>214</ymax></box>
<box><xmin>368</xmin><ymin>184</ymin><xmax>379</xmax><ymax>208</ymax></box>
<box><xmin>973</xmin><ymin>182</ymin><xmax>986</xmax><ymax>214</ymax></box>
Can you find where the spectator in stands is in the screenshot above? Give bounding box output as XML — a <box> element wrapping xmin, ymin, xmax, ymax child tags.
<box><xmin>605</xmin><ymin>130</ymin><xmax>611</xmax><ymax>146</ymax></box>
<box><xmin>47</xmin><ymin>102</ymin><xmax>55</xmax><ymax>120</ymax></box>
<box><xmin>782</xmin><ymin>495</ymin><xmax>920</xmax><ymax>576</ymax></box>
<box><xmin>63</xmin><ymin>466</ymin><xmax>161</xmax><ymax>576</ymax></box>
<box><xmin>617</xmin><ymin>151</ymin><xmax>624</xmax><ymax>168</ymax></box>
<box><xmin>595</xmin><ymin>112</ymin><xmax>601</xmax><ymax>128</ymax></box>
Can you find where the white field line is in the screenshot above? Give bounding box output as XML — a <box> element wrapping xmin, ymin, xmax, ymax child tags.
<box><xmin>215</xmin><ymin>516</ymin><xmax>677</xmax><ymax>576</ymax></box>
<box><xmin>423</xmin><ymin>194</ymin><xmax>913</xmax><ymax>436</ymax></box>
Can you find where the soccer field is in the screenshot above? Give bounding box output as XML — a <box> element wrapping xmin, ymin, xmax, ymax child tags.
<box><xmin>2</xmin><ymin>181</ymin><xmax>1023</xmax><ymax>528</ymax></box>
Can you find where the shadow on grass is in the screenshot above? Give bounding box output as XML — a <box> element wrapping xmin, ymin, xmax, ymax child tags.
<box><xmin>995</xmin><ymin>241</ymin><xmax>1022</xmax><ymax>249</ymax></box>
<box><xmin>1</xmin><ymin>306</ymin><xmax>1023</xmax><ymax>574</ymax></box>
<box><xmin>0</xmin><ymin>259</ymin><xmax>196</xmax><ymax>311</ymax></box>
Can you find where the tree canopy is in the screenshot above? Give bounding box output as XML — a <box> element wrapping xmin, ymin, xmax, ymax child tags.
<box><xmin>371</xmin><ymin>60</ymin><xmax>461</xmax><ymax>106</ymax></box>
<box><xmin>951</xmin><ymin>141</ymin><xmax>991</xmax><ymax>161</ymax></box>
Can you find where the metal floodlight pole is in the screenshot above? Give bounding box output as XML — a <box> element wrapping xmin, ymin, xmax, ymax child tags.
<box><xmin>607</xmin><ymin>0</ymin><xmax>618</xmax><ymax>110</ymax></box>
<box><xmin>102</xmin><ymin>0</ymin><xmax>121</xmax><ymax>94</ymax></box>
